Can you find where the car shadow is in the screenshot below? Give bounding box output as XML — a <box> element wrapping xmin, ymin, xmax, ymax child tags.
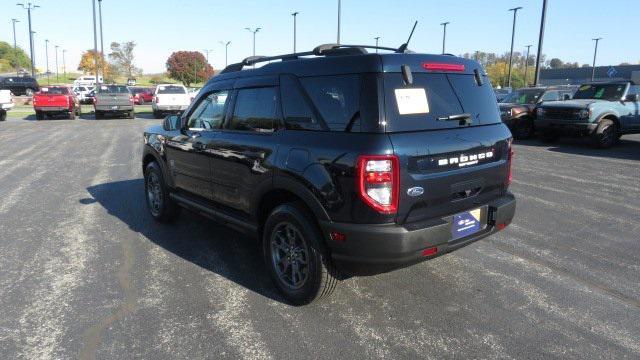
<box><xmin>84</xmin><ymin>178</ymin><xmax>286</xmax><ymax>303</ymax></box>
<box><xmin>515</xmin><ymin>137</ymin><xmax>640</xmax><ymax>161</ymax></box>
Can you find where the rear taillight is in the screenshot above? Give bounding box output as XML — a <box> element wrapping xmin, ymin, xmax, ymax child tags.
<box><xmin>422</xmin><ymin>62</ymin><xmax>465</xmax><ymax>72</ymax></box>
<box><xmin>356</xmin><ymin>155</ymin><xmax>399</xmax><ymax>214</ymax></box>
<box><xmin>506</xmin><ymin>139</ymin><xmax>514</xmax><ymax>185</ymax></box>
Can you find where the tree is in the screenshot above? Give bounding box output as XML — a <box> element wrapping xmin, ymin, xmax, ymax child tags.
<box><xmin>166</xmin><ymin>51</ymin><xmax>214</xmax><ymax>87</ymax></box>
<box><xmin>0</xmin><ymin>41</ymin><xmax>31</xmax><ymax>71</ymax></box>
<box><xmin>77</xmin><ymin>49</ymin><xmax>110</xmax><ymax>78</ymax></box>
<box><xmin>548</xmin><ymin>58</ymin><xmax>564</xmax><ymax>69</ymax></box>
<box><xmin>109</xmin><ymin>41</ymin><xmax>140</xmax><ymax>78</ymax></box>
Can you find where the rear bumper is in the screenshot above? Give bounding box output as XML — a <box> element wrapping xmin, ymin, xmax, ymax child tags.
<box><xmin>95</xmin><ymin>105</ymin><xmax>134</xmax><ymax>112</ymax></box>
<box><xmin>153</xmin><ymin>105</ymin><xmax>188</xmax><ymax>112</ymax></box>
<box><xmin>35</xmin><ymin>106</ymin><xmax>69</xmax><ymax>112</ymax></box>
<box><xmin>1</xmin><ymin>103</ymin><xmax>14</xmax><ymax>111</ymax></box>
<box><xmin>320</xmin><ymin>193</ymin><xmax>516</xmax><ymax>276</ymax></box>
<box><xmin>536</xmin><ymin>120</ymin><xmax>597</xmax><ymax>136</ymax></box>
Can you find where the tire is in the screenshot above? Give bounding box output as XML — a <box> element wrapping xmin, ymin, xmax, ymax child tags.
<box><xmin>512</xmin><ymin>117</ymin><xmax>534</xmax><ymax>140</ymax></box>
<box><xmin>591</xmin><ymin>119</ymin><xmax>617</xmax><ymax>149</ymax></box>
<box><xmin>153</xmin><ymin>110</ymin><xmax>162</xmax><ymax>119</ymax></box>
<box><xmin>25</xmin><ymin>88</ymin><xmax>34</xmax><ymax>97</ymax></box>
<box><xmin>262</xmin><ymin>203</ymin><xmax>339</xmax><ymax>305</ymax></box>
<box><xmin>69</xmin><ymin>110</ymin><xmax>76</xmax><ymax>120</ymax></box>
<box><xmin>35</xmin><ymin>111</ymin><xmax>44</xmax><ymax>120</ymax></box>
<box><xmin>144</xmin><ymin>161</ymin><xmax>181</xmax><ymax>222</ymax></box>
<box><xmin>128</xmin><ymin>111</ymin><xmax>135</xmax><ymax>119</ymax></box>
<box><xmin>138</xmin><ymin>97</ymin><xmax>145</xmax><ymax>105</ymax></box>
<box><xmin>539</xmin><ymin>129</ymin><xmax>558</xmax><ymax>143</ymax></box>
<box><xmin>0</xmin><ymin>111</ymin><xmax>6</xmax><ymax>121</ymax></box>
<box><xmin>95</xmin><ymin>111</ymin><xmax>103</xmax><ymax>120</ymax></box>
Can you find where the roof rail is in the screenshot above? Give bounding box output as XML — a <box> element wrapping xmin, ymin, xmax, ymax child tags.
<box><xmin>219</xmin><ymin>43</ymin><xmax>411</xmax><ymax>74</ymax></box>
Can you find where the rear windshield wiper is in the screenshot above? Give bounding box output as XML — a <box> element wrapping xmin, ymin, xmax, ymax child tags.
<box><xmin>344</xmin><ymin>111</ymin><xmax>361</xmax><ymax>132</ymax></box>
<box><xmin>437</xmin><ymin>113</ymin><xmax>472</xmax><ymax>126</ymax></box>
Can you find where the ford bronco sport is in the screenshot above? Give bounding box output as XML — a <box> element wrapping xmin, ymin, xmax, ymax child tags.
<box><xmin>536</xmin><ymin>82</ymin><xmax>640</xmax><ymax>148</ymax></box>
<box><xmin>142</xmin><ymin>44</ymin><xmax>516</xmax><ymax>305</ymax></box>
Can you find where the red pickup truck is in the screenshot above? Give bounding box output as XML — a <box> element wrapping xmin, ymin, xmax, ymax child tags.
<box><xmin>33</xmin><ymin>86</ymin><xmax>81</xmax><ymax>120</ymax></box>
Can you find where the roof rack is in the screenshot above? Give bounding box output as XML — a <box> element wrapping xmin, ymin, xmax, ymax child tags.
<box><xmin>220</xmin><ymin>43</ymin><xmax>410</xmax><ymax>74</ymax></box>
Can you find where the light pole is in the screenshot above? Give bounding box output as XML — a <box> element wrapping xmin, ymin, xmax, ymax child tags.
<box><xmin>291</xmin><ymin>12</ymin><xmax>299</xmax><ymax>53</ymax></box>
<box><xmin>220</xmin><ymin>41</ymin><xmax>231</xmax><ymax>67</ymax></box>
<box><xmin>98</xmin><ymin>0</ymin><xmax>104</xmax><ymax>81</ymax></box>
<box><xmin>533</xmin><ymin>0</ymin><xmax>547</xmax><ymax>86</ymax></box>
<box><xmin>507</xmin><ymin>7</ymin><xmax>522</xmax><ymax>88</ymax></box>
<box><xmin>374</xmin><ymin>36</ymin><xmax>380</xmax><ymax>53</ymax></box>
<box><xmin>31</xmin><ymin>31</ymin><xmax>36</xmax><ymax>75</ymax></box>
<box><xmin>337</xmin><ymin>0</ymin><xmax>341</xmax><ymax>44</ymax></box>
<box><xmin>440</xmin><ymin>22</ymin><xmax>450</xmax><ymax>54</ymax></box>
<box><xmin>245</xmin><ymin>27</ymin><xmax>261</xmax><ymax>57</ymax></box>
<box><xmin>591</xmin><ymin>38</ymin><xmax>602</xmax><ymax>82</ymax></box>
<box><xmin>11</xmin><ymin>19</ymin><xmax>20</xmax><ymax>75</ymax></box>
<box><xmin>524</xmin><ymin>44</ymin><xmax>532</xmax><ymax>86</ymax></box>
<box><xmin>17</xmin><ymin>2</ymin><xmax>40</xmax><ymax>78</ymax></box>
<box><xmin>55</xmin><ymin>45</ymin><xmax>59</xmax><ymax>83</ymax></box>
<box><xmin>45</xmin><ymin>39</ymin><xmax>50</xmax><ymax>84</ymax></box>
<box><xmin>203</xmin><ymin>49</ymin><xmax>212</xmax><ymax>63</ymax></box>
<box><xmin>62</xmin><ymin>49</ymin><xmax>67</xmax><ymax>80</ymax></box>
<box><xmin>92</xmin><ymin>0</ymin><xmax>99</xmax><ymax>84</ymax></box>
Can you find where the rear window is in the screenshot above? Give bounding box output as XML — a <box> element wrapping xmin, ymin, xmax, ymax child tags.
<box><xmin>157</xmin><ymin>85</ymin><xmax>186</xmax><ymax>94</ymax></box>
<box><xmin>300</xmin><ymin>75</ymin><xmax>360</xmax><ymax>131</ymax></box>
<box><xmin>384</xmin><ymin>73</ymin><xmax>500</xmax><ymax>132</ymax></box>
<box><xmin>41</xmin><ymin>87</ymin><xmax>69</xmax><ymax>95</ymax></box>
<box><xmin>98</xmin><ymin>85</ymin><xmax>129</xmax><ymax>93</ymax></box>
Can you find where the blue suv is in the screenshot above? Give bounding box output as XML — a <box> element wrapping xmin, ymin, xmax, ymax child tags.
<box><xmin>536</xmin><ymin>82</ymin><xmax>640</xmax><ymax>148</ymax></box>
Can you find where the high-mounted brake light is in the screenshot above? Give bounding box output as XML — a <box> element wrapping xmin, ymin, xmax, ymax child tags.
<box><xmin>356</xmin><ymin>155</ymin><xmax>399</xmax><ymax>214</ymax></box>
<box><xmin>422</xmin><ymin>62</ymin><xmax>465</xmax><ymax>72</ymax></box>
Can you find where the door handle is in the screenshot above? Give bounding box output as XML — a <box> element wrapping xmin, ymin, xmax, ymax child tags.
<box><xmin>193</xmin><ymin>141</ymin><xmax>205</xmax><ymax>152</ymax></box>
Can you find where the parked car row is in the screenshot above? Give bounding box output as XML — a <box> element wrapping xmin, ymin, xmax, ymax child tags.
<box><xmin>499</xmin><ymin>82</ymin><xmax>640</xmax><ymax>148</ymax></box>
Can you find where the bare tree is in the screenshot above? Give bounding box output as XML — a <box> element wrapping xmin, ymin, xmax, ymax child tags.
<box><xmin>109</xmin><ymin>41</ymin><xmax>140</xmax><ymax>78</ymax></box>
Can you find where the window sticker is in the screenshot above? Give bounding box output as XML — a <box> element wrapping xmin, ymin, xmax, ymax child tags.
<box><xmin>594</xmin><ymin>88</ymin><xmax>604</xmax><ymax>98</ymax></box>
<box><xmin>579</xmin><ymin>85</ymin><xmax>591</xmax><ymax>91</ymax></box>
<box><xmin>41</xmin><ymin>87</ymin><xmax>49</xmax><ymax>92</ymax></box>
<box><xmin>158</xmin><ymin>86</ymin><xmax>166</xmax><ymax>91</ymax></box>
<box><xmin>395</xmin><ymin>88</ymin><xmax>430</xmax><ymax>115</ymax></box>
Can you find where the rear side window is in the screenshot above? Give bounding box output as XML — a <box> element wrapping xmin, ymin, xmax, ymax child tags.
<box><xmin>228</xmin><ymin>87</ymin><xmax>278</xmax><ymax>132</ymax></box>
<box><xmin>384</xmin><ymin>73</ymin><xmax>500</xmax><ymax>132</ymax></box>
<box><xmin>300</xmin><ymin>75</ymin><xmax>360</xmax><ymax>131</ymax></box>
<box><xmin>280</xmin><ymin>75</ymin><xmax>323</xmax><ymax>131</ymax></box>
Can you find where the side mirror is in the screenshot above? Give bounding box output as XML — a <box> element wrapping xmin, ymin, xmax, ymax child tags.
<box><xmin>625</xmin><ymin>93</ymin><xmax>639</xmax><ymax>102</ymax></box>
<box><xmin>162</xmin><ymin>115</ymin><xmax>180</xmax><ymax>131</ymax></box>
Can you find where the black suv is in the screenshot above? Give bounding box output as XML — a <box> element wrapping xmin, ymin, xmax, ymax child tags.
<box><xmin>142</xmin><ymin>44</ymin><xmax>516</xmax><ymax>305</ymax></box>
<box><xmin>0</xmin><ymin>76</ymin><xmax>39</xmax><ymax>96</ymax></box>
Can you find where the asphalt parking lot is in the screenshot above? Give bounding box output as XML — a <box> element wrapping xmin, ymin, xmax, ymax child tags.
<box><xmin>0</xmin><ymin>114</ymin><xmax>639</xmax><ymax>359</ymax></box>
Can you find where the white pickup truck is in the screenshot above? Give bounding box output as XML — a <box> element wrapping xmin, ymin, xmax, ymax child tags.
<box><xmin>152</xmin><ymin>84</ymin><xmax>191</xmax><ymax>119</ymax></box>
<box><xmin>0</xmin><ymin>90</ymin><xmax>14</xmax><ymax>121</ymax></box>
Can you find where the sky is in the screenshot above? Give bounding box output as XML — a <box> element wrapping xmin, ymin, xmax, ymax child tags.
<box><xmin>1</xmin><ymin>0</ymin><xmax>639</xmax><ymax>75</ymax></box>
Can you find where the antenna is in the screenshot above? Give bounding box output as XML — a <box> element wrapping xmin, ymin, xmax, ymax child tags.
<box><xmin>397</xmin><ymin>21</ymin><xmax>418</xmax><ymax>53</ymax></box>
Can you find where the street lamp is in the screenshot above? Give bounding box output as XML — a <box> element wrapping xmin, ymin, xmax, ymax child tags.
<box><xmin>30</xmin><ymin>31</ymin><xmax>36</xmax><ymax>75</ymax></box>
<box><xmin>62</xmin><ymin>49</ymin><xmax>67</xmax><ymax>80</ymax></box>
<box><xmin>55</xmin><ymin>45</ymin><xmax>59</xmax><ymax>83</ymax></box>
<box><xmin>91</xmin><ymin>0</ymin><xmax>100</xmax><ymax>84</ymax></box>
<box><xmin>45</xmin><ymin>39</ymin><xmax>49</xmax><ymax>84</ymax></box>
<box><xmin>11</xmin><ymin>19</ymin><xmax>20</xmax><ymax>75</ymax></box>
<box><xmin>17</xmin><ymin>2</ymin><xmax>40</xmax><ymax>77</ymax></box>
<box><xmin>245</xmin><ymin>27</ymin><xmax>261</xmax><ymax>57</ymax></box>
<box><xmin>219</xmin><ymin>41</ymin><xmax>231</xmax><ymax>67</ymax></box>
<box><xmin>203</xmin><ymin>49</ymin><xmax>212</xmax><ymax>63</ymax></box>
<box><xmin>374</xmin><ymin>36</ymin><xmax>380</xmax><ymax>53</ymax></box>
<box><xmin>291</xmin><ymin>12</ymin><xmax>299</xmax><ymax>53</ymax></box>
<box><xmin>524</xmin><ymin>44</ymin><xmax>532</xmax><ymax>86</ymax></box>
<box><xmin>337</xmin><ymin>0</ymin><xmax>341</xmax><ymax>44</ymax></box>
<box><xmin>440</xmin><ymin>22</ymin><xmax>450</xmax><ymax>54</ymax></box>
<box><xmin>98</xmin><ymin>0</ymin><xmax>105</xmax><ymax>80</ymax></box>
<box><xmin>533</xmin><ymin>0</ymin><xmax>548</xmax><ymax>86</ymax></box>
<box><xmin>591</xmin><ymin>38</ymin><xmax>602</xmax><ymax>82</ymax></box>
<box><xmin>507</xmin><ymin>6</ymin><xmax>523</xmax><ymax>88</ymax></box>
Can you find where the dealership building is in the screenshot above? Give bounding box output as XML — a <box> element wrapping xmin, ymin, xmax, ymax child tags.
<box><xmin>539</xmin><ymin>65</ymin><xmax>640</xmax><ymax>86</ymax></box>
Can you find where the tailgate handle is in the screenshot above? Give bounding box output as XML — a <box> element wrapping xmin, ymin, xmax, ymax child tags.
<box><xmin>452</xmin><ymin>187</ymin><xmax>481</xmax><ymax>200</ymax></box>
<box><xmin>450</xmin><ymin>179</ymin><xmax>484</xmax><ymax>200</ymax></box>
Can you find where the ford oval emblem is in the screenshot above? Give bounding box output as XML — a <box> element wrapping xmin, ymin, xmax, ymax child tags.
<box><xmin>407</xmin><ymin>186</ymin><xmax>424</xmax><ymax>197</ymax></box>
